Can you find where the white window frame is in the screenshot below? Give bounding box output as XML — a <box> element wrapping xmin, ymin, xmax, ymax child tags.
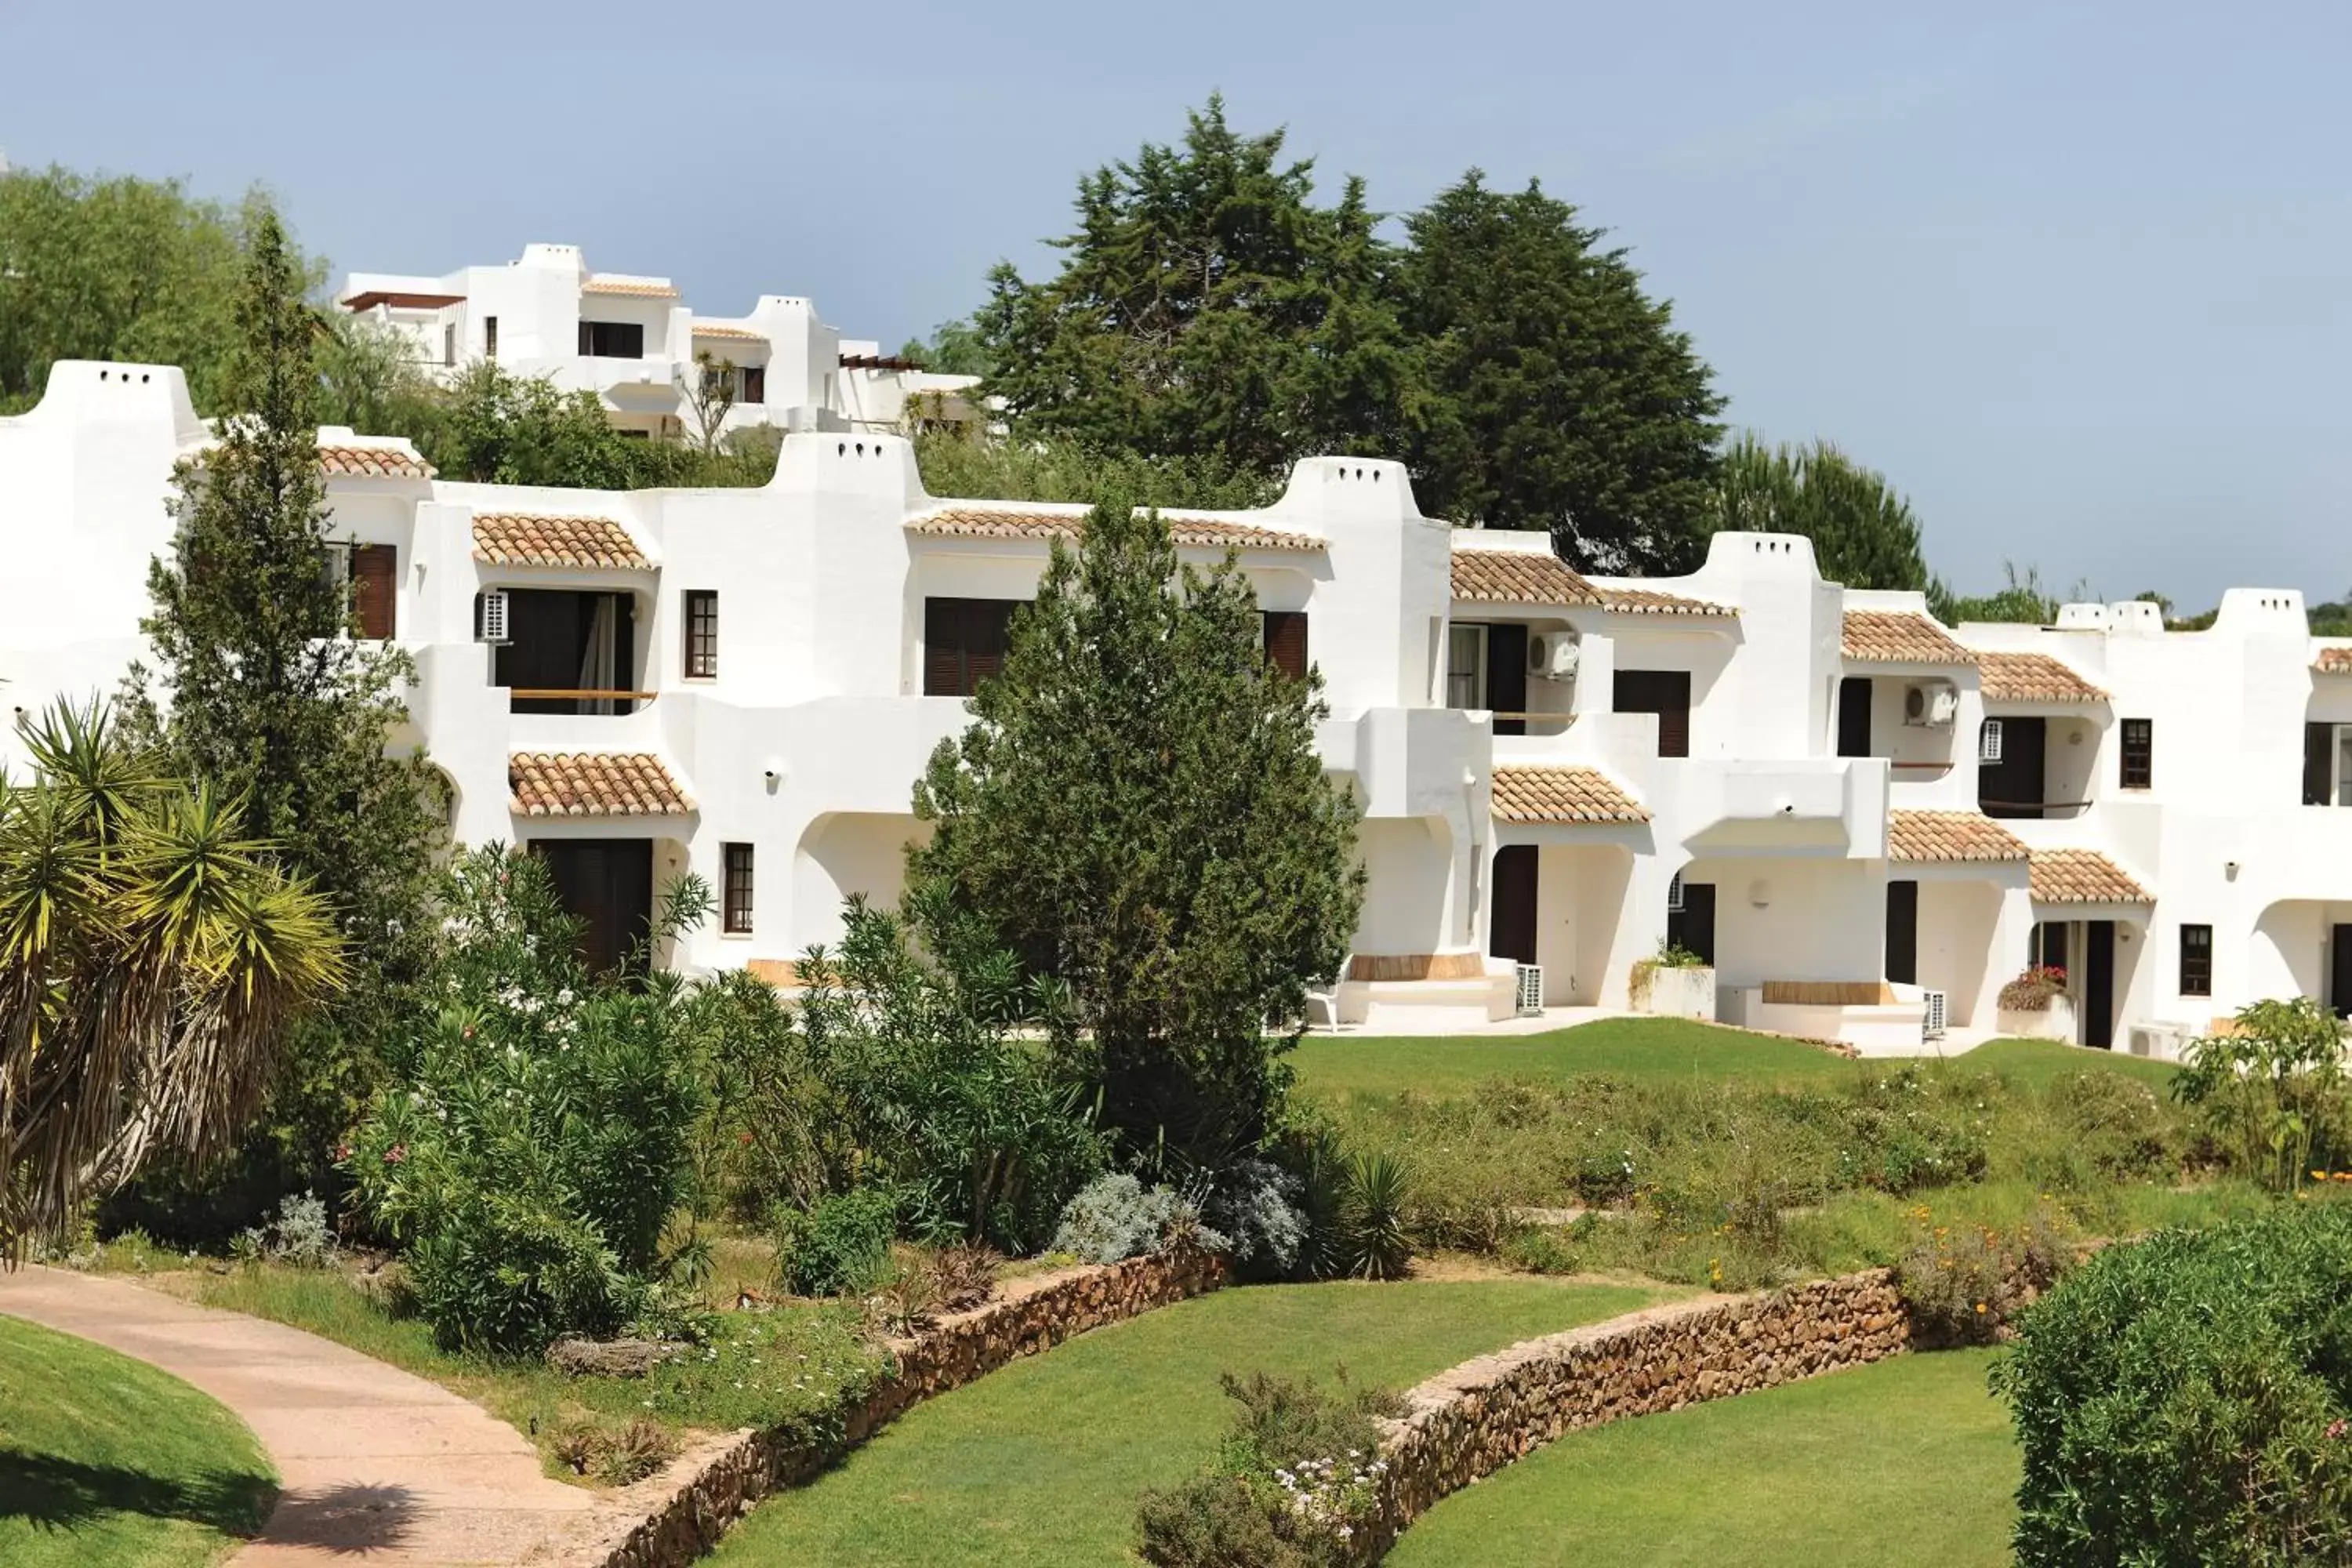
<box><xmin>1979</xmin><ymin>717</ymin><xmax>2005</xmax><ymax>763</ymax></box>
<box><xmin>1446</xmin><ymin>622</ymin><xmax>1490</xmax><ymax>712</ymax></box>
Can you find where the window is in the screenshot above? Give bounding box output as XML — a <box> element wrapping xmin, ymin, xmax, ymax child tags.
<box><xmin>741</xmin><ymin>365</ymin><xmax>765</xmax><ymax>405</ymax></box>
<box><xmin>683</xmin><ymin>590</ymin><xmax>718</xmax><ymax>679</ymax></box>
<box><xmin>484</xmin><ymin>315</ymin><xmax>498</xmax><ymax>360</ymax></box>
<box><xmin>1613</xmin><ymin>670</ymin><xmax>1693</xmax><ymax>758</ymax></box>
<box><xmin>2306</xmin><ymin>723</ymin><xmax>2352</xmax><ymax>807</ymax></box>
<box><xmin>924</xmin><ymin>597</ymin><xmax>1020</xmax><ymax>696</ymax></box>
<box><xmin>1446</xmin><ymin>623</ymin><xmax>1486</xmax><ymax>710</ymax></box>
<box><xmin>1261</xmin><ymin>611</ymin><xmax>1308</xmax><ymax>681</ymax></box>
<box><xmin>1979</xmin><ymin>719</ymin><xmax>2005</xmax><ymax>763</ymax></box>
<box><xmin>443</xmin><ymin>324</ymin><xmax>456</xmax><ymax>367</ymax></box>
<box><xmin>1836</xmin><ymin>677</ymin><xmax>1872</xmax><ymax>758</ymax></box>
<box><xmin>578</xmin><ymin>321</ymin><xmax>646</xmax><ymax>358</ymax></box>
<box><xmin>2179</xmin><ymin>923</ymin><xmax>2212</xmax><ymax>997</ymax></box>
<box><xmin>722</xmin><ymin>844</ymin><xmax>754</xmax><ymax>935</ymax></box>
<box><xmin>2120</xmin><ymin>719</ymin><xmax>2153</xmax><ymax>789</ymax></box>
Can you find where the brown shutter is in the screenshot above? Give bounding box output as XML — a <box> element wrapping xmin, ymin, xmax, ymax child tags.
<box><xmin>1261</xmin><ymin>611</ymin><xmax>1308</xmax><ymax>681</ymax></box>
<box><xmin>924</xmin><ymin>598</ymin><xmax>962</xmax><ymax>695</ymax></box>
<box><xmin>2309</xmin><ymin>723</ymin><xmax>2336</xmax><ymax>806</ymax></box>
<box><xmin>1613</xmin><ymin>670</ymin><xmax>1691</xmax><ymax>757</ymax></box>
<box><xmin>351</xmin><ymin>544</ymin><xmax>397</xmax><ymax>639</ymax></box>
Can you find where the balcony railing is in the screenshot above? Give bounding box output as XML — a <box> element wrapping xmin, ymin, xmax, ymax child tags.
<box><xmin>1487</xmin><ymin>711</ymin><xmax>1577</xmax><ymax>737</ymax></box>
<box><xmin>507</xmin><ymin>688</ymin><xmax>656</xmax><ymax>716</ymax></box>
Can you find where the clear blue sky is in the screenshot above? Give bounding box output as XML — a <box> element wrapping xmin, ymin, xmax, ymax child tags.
<box><xmin>8</xmin><ymin>0</ymin><xmax>2347</xmax><ymax>609</ymax></box>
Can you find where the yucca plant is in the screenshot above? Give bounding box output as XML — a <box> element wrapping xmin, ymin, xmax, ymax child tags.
<box><xmin>1340</xmin><ymin>1151</ymin><xmax>1412</xmax><ymax>1281</ymax></box>
<box><xmin>0</xmin><ymin>699</ymin><xmax>343</xmax><ymax>1253</ymax></box>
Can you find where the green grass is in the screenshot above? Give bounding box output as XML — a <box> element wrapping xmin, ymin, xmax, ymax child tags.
<box><xmin>1291</xmin><ymin>1018</ymin><xmax>2177</xmax><ymax>1106</ymax></box>
<box><xmin>711</xmin><ymin>1277</ymin><xmax>1669</xmax><ymax>1567</ymax></box>
<box><xmin>0</xmin><ymin>1314</ymin><xmax>277</xmax><ymax>1567</ymax></box>
<box><xmin>1388</xmin><ymin>1349</ymin><xmax>2017</xmax><ymax>1568</ymax></box>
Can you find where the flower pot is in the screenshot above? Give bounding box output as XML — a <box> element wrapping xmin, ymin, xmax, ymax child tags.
<box><xmin>1632</xmin><ymin>964</ymin><xmax>1716</xmax><ymax>1022</ymax></box>
<box><xmin>1997</xmin><ymin>993</ymin><xmax>2076</xmax><ymax>1042</ymax></box>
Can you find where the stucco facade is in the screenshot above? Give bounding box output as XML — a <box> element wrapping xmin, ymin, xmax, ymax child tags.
<box><xmin>5</xmin><ymin>358</ymin><xmax>2350</xmax><ymax>1055</ymax></box>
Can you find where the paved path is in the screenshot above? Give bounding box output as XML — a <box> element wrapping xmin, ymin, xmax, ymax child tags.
<box><xmin>0</xmin><ymin>1265</ymin><xmax>632</xmax><ymax>1566</ymax></box>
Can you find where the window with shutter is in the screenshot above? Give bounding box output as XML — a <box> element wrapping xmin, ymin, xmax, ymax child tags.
<box><xmin>2307</xmin><ymin>723</ymin><xmax>2336</xmax><ymax>806</ymax></box>
<box><xmin>2179</xmin><ymin>923</ymin><xmax>2212</xmax><ymax>997</ymax></box>
<box><xmin>1261</xmin><ymin>611</ymin><xmax>1308</xmax><ymax>681</ymax></box>
<box><xmin>742</xmin><ymin>365</ymin><xmax>766</xmax><ymax>405</ymax></box>
<box><xmin>722</xmin><ymin>843</ymin><xmax>754</xmax><ymax>935</ymax></box>
<box><xmin>2120</xmin><ymin>719</ymin><xmax>2153</xmax><ymax>789</ymax></box>
<box><xmin>923</xmin><ymin>598</ymin><xmax>1021</xmax><ymax>696</ymax></box>
<box><xmin>350</xmin><ymin>544</ymin><xmax>397</xmax><ymax>639</ymax></box>
<box><xmin>1613</xmin><ymin>670</ymin><xmax>1692</xmax><ymax>758</ymax></box>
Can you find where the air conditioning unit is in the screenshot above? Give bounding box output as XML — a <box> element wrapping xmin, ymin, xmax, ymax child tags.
<box><xmin>1922</xmin><ymin>989</ymin><xmax>1948</xmax><ymax>1041</ymax></box>
<box><xmin>1515</xmin><ymin>964</ymin><xmax>1544</xmax><ymax>1016</ymax></box>
<box><xmin>1527</xmin><ymin>632</ymin><xmax>1580</xmax><ymax>681</ymax></box>
<box><xmin>477</xmin><ymin>588</ymin><xmax>512</xmax><ymax>645</ymax></box>
<box><xmin>1904</xmin><ymin>680</ymin><xmax>1958</xmax><ymax>728</ymax></box>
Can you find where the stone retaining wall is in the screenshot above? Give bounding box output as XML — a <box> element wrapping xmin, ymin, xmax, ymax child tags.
<box><xmin>566</xmin><ymin>1246</ymin><xmax>1229</xmax><ymax>1568</ymax></box>
<box><xmin>1363</xmin><ymin>1269</ymin><xmax>1910</xmax><ymax>1557</ymax></box>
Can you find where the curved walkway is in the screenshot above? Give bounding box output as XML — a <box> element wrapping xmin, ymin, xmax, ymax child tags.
<box><xmin>0</xmin><ymin>1265</ymin><xmax>627</xmax><ymax>1566</ymax></box>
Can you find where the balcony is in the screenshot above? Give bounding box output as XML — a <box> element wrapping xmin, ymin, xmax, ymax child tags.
<box><xmin>1680</xmin><ymin>757</ymin><xmax>1887</xmax><ymax>855</ymax></box>
<box><xmin>506</xmin><ymin>687</ymin><xmax>655</xmax><ymax>717</ymax></box>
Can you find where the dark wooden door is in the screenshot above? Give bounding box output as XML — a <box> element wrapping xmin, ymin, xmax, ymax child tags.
<box><xmin>2332</xmin><ymin>925</ymin><xmax>2352</xmax><ymax>1019</ymax></box>
<box><xmin>1615</xmin><ymin>670</ymin><xmax>1693</xmax><ymax>757</ymax></box>
<box><xmin>537</xmin><ymin>839</ymin><xmax>653</xmax><ymax>977</ymax></box>
<box><xmin>1980</xmin><ymin>716</ymin><xmax>2048</xmax><ymax>819</ymax></box>
<box><xmin>2309</xmin><ymin>724</ymin><xmax>2337</xmax><ymax>805</ymax></box>
<box><xmin>1261</xmin><ymin>612</ymin><xmax>1309</xmax><ymax>682</ymax></box>
<box><xmin>1885</xmin><ymin>879</ymin><xmax>1918</xmax><ymax>985</ymax></box>
<box><xmin>350</xmin><ymin>544</ymin><xmax>397</xmax><ymax>639</ymax></box>
<box><xmin>2084</xmin><ymin>919</ymin><xmax>2115</xmax><ymax>1049</ymax></box>
<box><xmin>1668</xmin><ymin>881</ymin><xmax>1716</xmax><ymax>965</ymax></box>
<box><xmin>1837</xmin><ymin>677</ymin><xmax>1873</xmax><ymax>758</ymax></box>
<box><xmin>1486</xmin><ymin>624</ymin><xmax>1529</xmax><ymax>737</ymax></box>
<box><xmin>1490</xmin><ymin>845</ymin><xmax>1539</xmax><ymax>966</ymax></box>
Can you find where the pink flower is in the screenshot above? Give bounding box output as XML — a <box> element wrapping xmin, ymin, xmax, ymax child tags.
<box><xmin>384</xmin><ymin>1143</ymin><xmax>408</xmax><ymax>1164</ymax></box>
<box><xmin>2330</xmin><ymin>1419</ymin><xmax>2347</xmax><ymax>1441</ymax></box>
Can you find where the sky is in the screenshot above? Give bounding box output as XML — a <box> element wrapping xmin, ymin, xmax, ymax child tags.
<box><xmin>5</xmin><ymin>0</ymin><xmax>2348</xmax><ymax>609</ymax></box>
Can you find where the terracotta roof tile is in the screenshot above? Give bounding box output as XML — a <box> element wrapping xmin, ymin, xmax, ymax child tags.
<box><xmin>691</xmin><ymin>321</ymin><xmax>765</xmax><ymax>341</ymax></box>
<box><xmin>1889</xmin><ymin>809</ymin><xmax>2027</xmax><ymax>862</ymax></box>
<box><xmin>1843</xmin><ymin>611</ymin><xmax>1975</xmax><ymax>665</ymax></box>
<box><xmin>1977</xmin><ymin>651</ymin><xmax>2107</xmax><ymax>703</ymax></box>
<box><xmin>1489</xmin><ymin>764</ymin><xmax>1650</xmax><ymax>823</ymax></box>
<box><xmin>318</xmin><ymin>442</ymin><xmax>432</xmax><ymax>479</ymax></box>
<box><xmin>473</xmin><ymin>514</ymin><xmax>649</xmax><ymax>570</ymax></box>
<box><xmin>2315</xmin><ymin>646</ymin><xmax>2352</xmax><ymax>675</ymax></box>
<box><xmin>1595</xmin><ymin>584</ymin><xmax>1737</xmax><ymax>618</ymax></box>
<box><xmin>2030</xmin><ymin>848</ymin><xmax>2151</xmax><ymax>904</ymax></box>
<box><xmin>581</xmin><ymin>276</ymin><xmax>678</xmax><ymax>298</ymax></box>
<box><xmin>1450</xmin><ymin>548</ymin><xmax>1605</xmax><ymax>606</ymax></box>
<box><xmin>908</xmin><ymin>507</ymin><xmax>1323</xmax><ymax>553</ymax></box>
<box><xmin>509</xmin><ymin>753</ymin><xmax>691</xmax><ymax>817</ymax></box>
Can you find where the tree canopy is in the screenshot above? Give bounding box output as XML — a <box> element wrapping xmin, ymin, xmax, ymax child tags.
<box><xmin>1711</xmin><ymin>433</ymin><xmax>1931</xmax><ymax>591</ymax></box>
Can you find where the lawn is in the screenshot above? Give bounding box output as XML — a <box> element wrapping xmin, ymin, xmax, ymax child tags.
<box><xmin>710</xmin><ymin>1276</ymin><xmax>1669</xmax><ymax>1568</ymax></box>
<box><xmin>1388</xmin><ymin>1348</ymin><xmax>2017</xmax><ymax>1568</ymax></box>
<box><xmin>1290</xmin><ymin>1018</ymin><xmax>2176</xmax><ymax>1104</ymax></box>
<box><xmin>0</xmin><ymin>1314</ymin><xmax>277</xmax><ymax>1567</ymax></box>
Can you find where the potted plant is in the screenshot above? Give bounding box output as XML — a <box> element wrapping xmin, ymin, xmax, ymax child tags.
<box><xmin>1630</xmin><ymin>939</ymin><xmax>1715</xmax><ymax>1021</ymax></box>
<box><xmin>1996</xmin><ymin>964</ymin><xmax>2075</xmax><ymax>1041</ymax></box>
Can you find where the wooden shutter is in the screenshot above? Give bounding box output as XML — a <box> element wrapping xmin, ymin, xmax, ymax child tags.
<box><xmin>1486</xmin><ymin>623</ymin><xmax>1527</xmax><ymax>736</ymax></box>
<box><xmin>1885</xmin><ymin>880</ymin><xmax>1918</xmax><ymax>985</ymax></box>
<box><xmin>350</xmin><ymin>544</ymin><xmax>397</xmax><ymax>639</ymax></box>
<box><xmin>1613</xmin><ymin>670</ymin><xmax>1691</xmax><ymax>758</ymax></box>
<box><xmin>2307</xmin><ymin>724</ymin><xmax>2334</xmax><ymax>806</ymax></box>
<box><xmin>923</xmin><ymin>598</ymin><xmax>964</xmax><ymax>695</ymax></box>
<box><xmin>924</xmin><ymin>598</ymin><xmax>1020</xmax><ymax>695</ymax></box>
<box><xmin>1261</xmin><ymin>611</ymin><xmax>1309</xmax><ymax>681</ymax></box>
<box><xmin>1837</xmin><ymin>677</ymin><xmax>1873</xmax><ymax>758</ymax></box>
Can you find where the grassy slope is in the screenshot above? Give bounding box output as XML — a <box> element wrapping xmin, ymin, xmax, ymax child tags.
<box><xmin>0</xmin><ymin>1315</ymin><xmax>277</xmax><ymax>1568</ymax></box>
<box><xmin>1388</xmin><ymin>1349</ymin><xmax>2017</xmax><ymax>1568</ymax></box>
<box><xmin>713</xmin><ymin>1278</ymin><xmax>1668</xmax><ymax>1568</ymax></box>
<box><xmin>1290</xmin><ymin>1018</ymin><xmax>2176</xmax><ymax>1102</ymax></box>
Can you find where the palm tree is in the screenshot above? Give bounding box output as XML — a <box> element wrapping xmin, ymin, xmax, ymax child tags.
<box><xmin>0</xmin><ymin>700</ymin><xmax>344</xmax><ymax>1252</ymax></box>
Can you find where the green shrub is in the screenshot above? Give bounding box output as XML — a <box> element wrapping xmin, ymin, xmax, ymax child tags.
<box><xmin>1337</xmin><ymin>1152</ymin><xmax>1411</xmax><ymax>1281</ymax></box>
<box><xmin>2172</xmin><ymin>996</ymin><xmax>2352</xmax><ymax>1193</ymax></box>
<box><xmin>1499</xmin><ymin>1225</ymin><xmax>1581</xmax><ymax>1275</ymax></box>
<box><xmin>1050</xmin><ymin>1173</ymin><xmax>1207</xmax><ymax>1265</ymax></box>
<box><xmin>1994</xmin><ymin>1199</ymin><xmax>2352</xmax><ymax>1565</ymax></box>
<box><xmin>1137</xmin><ymin>1370</ymin><xmax>1399</xmax><ymax>1566</ymax></box>
<box><xmin>1890</xmin><ymin>1199</ymin><xmax>2071</xmax><ymax>1346</ymax></box>
<box><xmin>779</xmin><ymin>1189</ymin><xmax>898</xmax><ymax>1298</ymax></box>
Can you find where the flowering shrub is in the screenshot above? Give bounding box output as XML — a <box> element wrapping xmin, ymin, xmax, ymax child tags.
<box><xmin>347</xmin><ymin>847</ymin><xmax>709</xmax><ymax>1352</ymax></box>
<box><xmin>1998</xmin><ymin>965</ymin><xmax>2069</xmax><ymax>1011</ymax></box>
<box><xmin>1891</xmin><ymin>1199</ymin><xmax>2071</xmax><ymax>1346</ymax></box>
<box><xmin>2173</xmin><ymin>996</ymin><xmax>2352</xmax><ymax>1192</ymax></box>
<box><xmin>1137</xmin><ymin>1369</ymin><xmax>1399</xmax><ymax>1566</ymax></box>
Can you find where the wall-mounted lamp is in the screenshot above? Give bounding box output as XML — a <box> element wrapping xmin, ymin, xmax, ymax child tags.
<box><xmin>1748</xmin><ymin>879</ymin><xmax>1772</xmax><ymax>909</ymax></box>
<box><xmin>2225</xmin><ymin>860</ymin><xmax>2241</xmax><ymax>879</ymax></box>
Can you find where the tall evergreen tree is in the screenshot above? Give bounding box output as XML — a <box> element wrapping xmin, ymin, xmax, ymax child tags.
<box><xmin>974</xmin><ymin>96</ymin><xmax>1416</xmax><ymax>483</ymax></box>
<box><xmin>1712</xmin><ymin>432</ymin><xmax>1932</xmax><ymax>592</ymax></box>
<box><xmin>122</xmin><ymin>208</ymin><xmax>445</xmax><ymax>1194</ymax></box>
<box><xmin>906</xmin><ymin>499</ymin><xmax>1363</xmax><ymax>1165</ymax></box>
<box><xmin>1392</xmin><ymin>172</ymin><xmax>1725</xmax><ymax>572</ymax></box>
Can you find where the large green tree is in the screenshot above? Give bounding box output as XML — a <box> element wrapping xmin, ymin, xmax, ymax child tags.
<box><xmin>1711</xmin><ymin>433</ymin><xmax>1930</xmax><ymax>590</ymax></box>
<box><xmin>0</xmin><ymin>166</ymin><xmax>318</xmax><ymax>416</ymax></box>
<box><xmin>122</xmin><ymin>208</ymin><xmax>445</xmax><ymax>1192</ymax></box>
<box><xmin>906</xmin><ymin>499</ymin><xmax>1363</xmax><ymax>1165</ymax></box>
<box><xmin>1393</xmin><ymin>172</ymin><xmax>1725</xmax><ymax>572</ymax></box>
<box><xmin>974</xmin><ymin>96</ymin><xmax>1417</xmax><ymax>485</ymax></box>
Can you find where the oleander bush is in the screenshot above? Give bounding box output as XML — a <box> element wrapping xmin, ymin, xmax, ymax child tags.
<box><xmin>1995</xmin><ymin>1199</ymin><xmax>2352</xmax><ymax>1565</ymax></box>
<box><xmin>2172</xmin><ymin>996</ymin><xmax>2352</xmax><ymax>1193</ymax></box>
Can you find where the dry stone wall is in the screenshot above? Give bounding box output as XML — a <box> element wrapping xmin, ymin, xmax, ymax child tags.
<box><xmin>567</xmin><ymin>1245</ymin><xmax>1229</xmax><ymax>1568</ymax></box>
<box><xmin>1363</xmin><ymin>1269</ymin><xmax>1911</xmax><ymax>1557</ymax></box>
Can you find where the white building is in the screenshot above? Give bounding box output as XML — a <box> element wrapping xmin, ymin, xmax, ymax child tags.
<box><xmin>336</xmin><ymin>244</ymin><xmax>981</xmax><ymax>441</ymax></box>
<box><xmin>5</xmin><ymin>358</ymin><xmax>2350</xmax><ymax>1054</ymax></box>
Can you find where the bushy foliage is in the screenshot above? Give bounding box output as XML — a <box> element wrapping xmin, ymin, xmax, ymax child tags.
<box><xmin>1205</xmin><ymin>1159</ymin><xmax>1310</xmax><ymax>1279</ymax></box>
<box><xmin>1995</xmin><ymin>1200</ymin><xmax>2352</xmax><ymax>1565</ymax></box>
<box><xmin>1051</xmin><ymin>1174</ymin><xmax>1213</xmax><ymax>1265</ymax></box>
<box><xmin>1137</xmin><ymin>1370</ymin><xmax>1399</xmax><ymax>1566</ymax></box>
<box><xmin>345</xmin><ymin>848</ymin><xmax>706</xmax><ymax>1352</ymax></box>
<box><xmin>909</xmin><ymin>497</ymin><xmax>1362</xmax><ymax>1168</ymax></box>
<box><xmin>1710</xmin><ymin>433</ymin><xmax>1930</xmax><ymax>592</ymax></box>
<box><xmin>910</xmin><ymin>426</ymin><xmax>1274</xmax><ymax>513</ymax></box>
<box><xmin>1890</xmin><ymin>1199</ymin><xmax>2071</xmax><ymax>1346</ymax></box>
<box><xmin>238</xmin><ymin>1191</ymin><xmax>338</xmax><ymax>1269</ymax></box>
<box><xmin>2172</xmin><ymin>996</ymin><xmax>2351</xmax><ymax>1192</ymax></box>
<box><xmin>777</xmin><ymin>1189</ymin><xmax>897</xmax><ymax>1298</ymax></box>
